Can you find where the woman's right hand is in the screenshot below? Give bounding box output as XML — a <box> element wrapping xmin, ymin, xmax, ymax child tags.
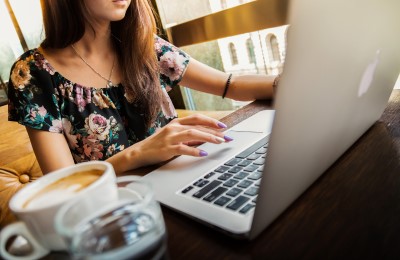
<box><xmin>108</xmin><ymin>114</ymin><xmax>233</xmax><ymax>173</ymax></box>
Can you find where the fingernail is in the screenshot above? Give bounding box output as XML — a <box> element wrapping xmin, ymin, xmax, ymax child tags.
<box><xmin>215</xmin><ymin>136</ymin><xmax>226</xmax><ymax>143</ymax></box>
<box><xmin>217</xmin><ymin>122</ymin><xmax>227</xmax><ymax>128</ymax></box>
<box><xmin>224</xmin><ymin>135</ymin><xmax>234</xmax><ymax>142</ymax></box>
<box><xmin>199</xmin><ymin>150</ymin><xmax>208</xmax><ymax>157</ymax></box>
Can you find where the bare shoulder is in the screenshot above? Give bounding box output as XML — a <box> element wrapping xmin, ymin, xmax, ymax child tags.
<box><xmin>38</xmin><ymin>46</ymin><xmax>82</xmax><ymax>82</ymax></box>
<box><xmin>38</xmin><ymin>46</ymin><xmax>75</xmax><ymax>69</ymax></box>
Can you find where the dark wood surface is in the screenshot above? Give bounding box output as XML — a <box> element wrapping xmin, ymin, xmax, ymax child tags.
<box><xmin>161</xmin><ymin>89</ymin><xmax>400</xmax><ymax>259</ymax></box>
<box><xmin>44</xmin><ymin>90</ymin><xmax>400</xmax><ymax>259</ymax></box>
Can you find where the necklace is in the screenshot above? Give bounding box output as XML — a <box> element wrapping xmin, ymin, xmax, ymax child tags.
<box><xmin>71</xmin><ymin>44</ymin><xmax>115</xmax><ymax>88</ymax></box>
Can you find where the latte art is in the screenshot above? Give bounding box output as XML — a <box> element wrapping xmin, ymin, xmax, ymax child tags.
<box><xmin>23</xmin><ymin>169</ymin><xmax>103</xmax><ymax>209</ymax></box>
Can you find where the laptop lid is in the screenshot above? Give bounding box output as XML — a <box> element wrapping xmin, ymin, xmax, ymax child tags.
<box><xmin>250</xmin><ymin>0</ymin><xmax>400</xmax><ymax>239</ymax></box>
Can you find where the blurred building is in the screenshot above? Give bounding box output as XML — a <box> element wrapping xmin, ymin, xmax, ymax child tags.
<box><xmin>156</xmin><ymin>0</ymin><xmax>288</xmax><ymax>110</ymax></box>
<box><xmin>209</xmin><ymin>0</ymin><xmax>287</xmax><ymax>76</ymax></box>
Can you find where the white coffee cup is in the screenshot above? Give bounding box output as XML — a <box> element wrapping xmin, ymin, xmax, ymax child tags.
<box><xmin>54</xmin><ymin>180</ymin><xmax>167</xmax><ymax>260</ymax></box>
<box><xmin>0</xmin><ymin>161</ymin><xmax>119</xmax><ymax>260</ymax></box>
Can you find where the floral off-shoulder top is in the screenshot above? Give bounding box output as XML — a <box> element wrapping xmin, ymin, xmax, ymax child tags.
<box><xmin>8</xmin><ymin>36</ymin><xmax>190</xmax><ymax>163</ymax></box>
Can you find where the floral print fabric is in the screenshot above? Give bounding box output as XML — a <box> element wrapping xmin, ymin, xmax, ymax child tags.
<box><xmin>8</xmin><ymin>36</ymin><xmax>190</xmax><ymax>163</ymax></box>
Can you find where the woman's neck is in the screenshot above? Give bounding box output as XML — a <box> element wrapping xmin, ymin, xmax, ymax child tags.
<box><xmin>74</xmin><ymin>23</ymin><xmax>114</xmax><ymax>55</ymax></box>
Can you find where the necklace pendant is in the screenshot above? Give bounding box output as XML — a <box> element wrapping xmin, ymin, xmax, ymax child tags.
<box><xmin>107</xmin><ymin>81</ymin><xmax>113</xmax><ymax>88</ymax></box>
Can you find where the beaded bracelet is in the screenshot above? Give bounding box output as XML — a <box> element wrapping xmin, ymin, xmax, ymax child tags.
<box><xmin>222</xmin><ymin>73</ymin><xmax>232</xmax><ymax>99</ymax></box>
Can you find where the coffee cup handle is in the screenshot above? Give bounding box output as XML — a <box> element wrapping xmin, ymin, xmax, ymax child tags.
<box><xmin>0</xmin><ymin>221</ymin><xmax>49</xmax><ymax>260</ymax></box>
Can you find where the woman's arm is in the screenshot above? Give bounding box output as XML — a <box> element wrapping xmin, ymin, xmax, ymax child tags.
<box><xmin>180</xmin><ymin>58</ymin><xmax>276</xmax><ymax>101</ymax></box>
<box><xmin>27</xmin><ymin>114</ymin><xmax>229</xmax><ymax>175</ymax></box>
<box><xmin>26</xmin><ymin>127</ymin><xmax>75</xmax><ymax>174</ymax></box>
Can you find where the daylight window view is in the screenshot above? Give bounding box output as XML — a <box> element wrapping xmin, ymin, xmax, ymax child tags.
<box><xmin>156</xmin><ymin>0</ymin><xmax>288</xmax><ymax>111</ymax></box>
<box><xmin>0</xmin><ymin>0</ymin><xmax>44</xmax><ymax>105</ymax></box>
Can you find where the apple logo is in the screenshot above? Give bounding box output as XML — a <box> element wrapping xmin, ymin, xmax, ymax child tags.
<box><xmin>358</xmin><ymin>50</ymin><xmax>381</xmax><ymax>97</ymax></box>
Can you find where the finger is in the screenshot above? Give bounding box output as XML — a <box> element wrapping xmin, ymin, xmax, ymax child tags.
<box><xmin>174</xmin><ymin>124</ymin><xmax>233</xmax><ymax>142</ymax></box>
<box><xmin>184</xmin><ymin>140</ymin><xmax>205</xmax><ymax>146</ymax></box>
<box><xmin>171</xmin><ymin>128</ymin><xmax>227</xmax><ymax>145</ymax></box>
<box><xmin>179</xmin><ymin>124</ymin><xmax>224</xmax><ymax>136</ymax></box>
<box><xmin>177</xmin><ymin>124</ymin><xmax>234</xmax><ymax>142</ymax></box>
<box><xmin>175</xmin><ymin>114</ymin><xmax>227</xmax><ymax>129</ymax></box>
<box><xmin>172</xmin><ymin>144</ymin><xmax>209</xmax><ymax>157</ymax></box>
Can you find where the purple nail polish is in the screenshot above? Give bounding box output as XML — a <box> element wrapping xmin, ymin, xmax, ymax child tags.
<box><xmin>217</xmin><ymin>122</ymin><xmax>227</xmax><ymax>128</ymax></box>
<box><xmin>199</xmin><ymin>150</ymin><xmax>208</xmax><ymax>157</ymax></box>
<box><xmin>224</xmin><ymin>135</ymin><xmax>234</xmax><ymax>142</ymax></box>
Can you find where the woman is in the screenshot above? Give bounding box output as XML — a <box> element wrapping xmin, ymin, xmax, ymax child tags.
<box><xmin>7</xmin><ymin>0</ymin><xmax>278</xmax><ymax>175</ymax></box>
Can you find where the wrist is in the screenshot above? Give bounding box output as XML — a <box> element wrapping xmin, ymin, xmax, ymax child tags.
<box><xmin>106</xmin><ymin>147</ymin><xmax>140</xmax><ymax>175</ymax></box>
<box><xmin>222</xmin><ymin>73</ymin><xmax>233</xmax><ymax>99</ymax></box>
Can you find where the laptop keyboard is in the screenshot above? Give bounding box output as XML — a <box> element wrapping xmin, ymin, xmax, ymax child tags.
<box><xmin>180</xmin><ymin>135</ymin><xmax>269</xmax><ymax>214</ymax></box>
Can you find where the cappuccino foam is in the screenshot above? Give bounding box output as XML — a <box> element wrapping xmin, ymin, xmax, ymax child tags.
<box><xmin>23</xmin><ymin>169</ymin><xmax>103</xmax><ymax>209</ymax></box>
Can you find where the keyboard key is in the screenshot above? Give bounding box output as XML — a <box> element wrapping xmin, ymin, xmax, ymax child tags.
<box><xmin>234</xmin><ymin>172</ymin><xmax>249</xmax><ymax>180</ymax></box>
<box><xmin>215</xmin><ymin>166</ymin><xmax>230</xmax><ymax>173</ymax></box>
<box><xmin>226</xmin><ymin>196</ymin><xmax>250</xmax><ymax>211</ymax></box>
<box><xmin>226</xmin><ymin>187</ymin><xmax>242</xmax><ymax>197</ymax></box>
<box><xmin>214</xmin><ymin>196</ymin><xmax>231</xmax><ymax>206</ymax></box>
<box><xmin>256</xmin><ymin>147</ymin><xmax>268</xmax><ymax>154</ymax></box>
<box><xmin>193</xmin><ymin>179</ymin><xmax>209</xmax><ymax>187</ymax></box>
<box><xmin>253</xmin><ymin>158</ymin><xmax>265</xmax><ymax>165</ymax></box>
<box><xmin>181</xmin><ymin>186</ymin><xmax>193</xmax><ymax>194</ymax></box>
<box><xmin>247</xmin><ymin>153</ymin><xmax>262</xmax><ymax>160</ymax></box>
<box><xmin>248</xmin><ymin>172</ymin><xmax>262</xmax><ymax>180</ymax></box>
<box><xmin>193</xmin><ymin>179</ymin><xmax>203</xmax><ymax>186</ymax></box>
<box><xmin>238</xmin><ymin>160</ymin><xmax>252</xmax><ymax>167</ymax></box>
<box><xmin>223</xmin><ymin>179</ymin><xmax>239</xmax><ymax>187</ymax></box>
<box><xmin>204</xmin><ymin>172</ymin><xmax>215</xmax><ymax>179</ymax></box>
<box><xmin>203</xmin><ymin>187</ymin><xmax>228</xmax><ymax>202</ymax></box>
<box><xmin>239</xmin><ymin>203</ymin><xmax>255</xmax><ymax>214</ymax></box>
<box><xmin>225</xmin><ymin>158</ymin><xmax>242</xmax><ymax>166</ymax></box>
<box><xmin>193</xmin><ymin>180</ymin><xmax>222</xmax><ymax>198</ymax></box>
<box><xmin>238</xmin><ymin>180</ymin><xmax>253</xmax><ymax>189</ymax></box>
<box><xmin>244</xmin><ymin>187</ymin><xmax>259</xmax><ymax>196</ymax></box>
<box><xmin>218</xmin><ymin>173</ymin><xmax>232</xmax><ymax>181</ymax></box>
<box><xmin>197</xmin><ymin>180</ymin><xmax>209</xmax><ymax>187</ymax></box>
<box><xmin>244</xmin><ymin>165</ymin><xmax>259</xmax><ymax>172</ymax></box>
<box><xmin>228</xmin><ymin>166</ymin><xmax>242</xmax><ymax>173</ymax></box>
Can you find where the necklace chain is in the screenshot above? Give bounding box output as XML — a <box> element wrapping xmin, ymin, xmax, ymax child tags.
<box><xmin>71</xmin><ymin>44</ymin><xmax>115</xmax><ymax>88</ymax></box>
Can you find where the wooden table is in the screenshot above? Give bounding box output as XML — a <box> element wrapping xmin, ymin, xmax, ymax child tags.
<box><xmin>44</xmin><ymin>90</ymin><xmax>400</xmax><ymax>259</ymax></box>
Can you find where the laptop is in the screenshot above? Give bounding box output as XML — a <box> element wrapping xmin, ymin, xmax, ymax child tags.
<box><xmin>136</xmin><ymin>0</ymin><xmax>400</xmax><ymax>240</ymax></box>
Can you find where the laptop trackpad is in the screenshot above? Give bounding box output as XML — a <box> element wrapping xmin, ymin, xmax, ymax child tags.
<box><xmin>144</xmin><ymin>131</ymin><xmax>266</xmax><ymax>180</ymax></box>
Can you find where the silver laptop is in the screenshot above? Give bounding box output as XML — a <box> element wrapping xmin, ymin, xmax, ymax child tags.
<box><xmin>136</xmin><ymin>0</ymin><xmax>400</xmax><ymax>240</ymax></box>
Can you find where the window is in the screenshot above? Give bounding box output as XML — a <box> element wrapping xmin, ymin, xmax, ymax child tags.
<box><xmin>0</xmin><ymin>0</ymin><xmax>44</xmax><ymax>105</ymax></box>
<box><xmin>154</xmin><ymin>1</ymin><xmax>288</xmax><ymax>111</ymax></box>
<box><xmin>228</xmin><ymin>43</ymin><xmax>238</xmax><ymax>65</ymax></box>
<box><xmin>0</xmin><ymin>1</ymin><xmax>24</xmax><ymax>82</ymax></box>
<box><xmin>246</xmin><ymin>38</ymin><xmax>256</xmax><ymax>64</ymax></box>
<box><xmin>267</xmin><ymin>34</ymin><xmax>281</xmax><ymax>62</ymax></box>
<box><xmin>221</xmin><ymin>0</ymin><xmax>227</xmax><ymax>9</ymax></box>
<box><xmin>9</xmin><ymin>0</ymin><xmax>44</xmax><ymax>49</ymax></box>
<box><xmin>155</xmin><ymin>0</ymin><xmax>256</xmax><ymax>27</ymax></box>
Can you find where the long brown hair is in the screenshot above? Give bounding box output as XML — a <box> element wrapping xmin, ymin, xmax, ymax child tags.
<box><xmin>40</xmin><ymin>0</ymin><xmax>162</xmax><ymax>129</ymax></box>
